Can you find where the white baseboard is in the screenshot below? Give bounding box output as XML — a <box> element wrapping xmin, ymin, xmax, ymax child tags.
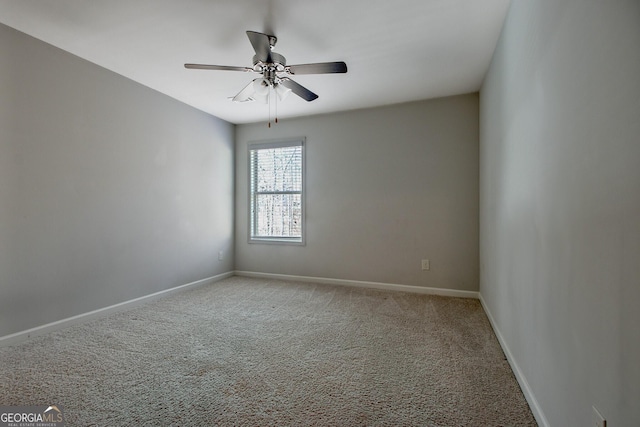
<box><xmin>234</xmin><ymin>271</ymin><xmax>479</xmax><ymax>299</ymax></box>
<box><xmin>0</xmin><ymin>271</ymin><xmax>234</xmax><ymax>347</ymax></box>
<box><xmin>478</xmin><ymin>294</ymin><xmax>550</xmax><ymax>427</ymax></box>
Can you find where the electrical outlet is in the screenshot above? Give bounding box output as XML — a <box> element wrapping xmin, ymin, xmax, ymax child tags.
<box><xmin>218</xmin><ymin>251</ymin><xmax>224</xmax><ymax>261</ymax></box>
<box><xmin>421</xmin><ymin>259</ymin><xmax>430</xmax><ymax>271</ymax></box>
<box><xmin>592</xmin><ymin>406</ymin><xmax>606</xmax><ymax>427</ymax></box>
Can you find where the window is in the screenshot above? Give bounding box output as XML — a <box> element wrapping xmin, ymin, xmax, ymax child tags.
<box><xmin>249</xmin><ymin>138</ymin><xmax>305</xmax><ymax>244</ymax></box>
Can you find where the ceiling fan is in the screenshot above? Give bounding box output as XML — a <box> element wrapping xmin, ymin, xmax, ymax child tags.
<box><xmin>185</xmin><ymin>30</ymin><xmax>347</xmax><ymax>104</ymax></box>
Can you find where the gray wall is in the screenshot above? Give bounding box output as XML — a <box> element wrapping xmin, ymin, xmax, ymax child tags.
<box><xmin>480</xmin><ymin>0</ymin><xmax>640</xmax><ymax>426</ymax></box>
<box><xmin>0</xmin><ymin>24</ymin><xmax>234</xmax><ymax>337</ymax></box>
<box><xmin>236</xmin><ymin>95</ymin><xmax>479</xmax><ymax>291</ymax></box>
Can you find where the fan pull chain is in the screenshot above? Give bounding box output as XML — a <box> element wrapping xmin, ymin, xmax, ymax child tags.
<box><xmin>268</xmin><ymin>89</ymin><xmax>272</xmax><ymax>128</ymax></box>
<box><xmin>267</xmin><ymin>86</ymin><xmax>280</xmax><ymax>128</ymax></box>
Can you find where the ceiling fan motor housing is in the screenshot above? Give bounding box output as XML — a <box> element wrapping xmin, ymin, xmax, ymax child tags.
<box><xmin>253</xmin><ymin>51</ymin><xmax>287</xmax><ymax>87</ymax></box>
<box><xmin>253</xmin><ymin>52</ymin><xmax>286</xmax><ymax>68</ymax></box>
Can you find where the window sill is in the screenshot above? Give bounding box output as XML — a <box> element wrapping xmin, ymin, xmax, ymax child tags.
<box><xmin>249</xmin><ymin>237</ymin><xmax>305</xmax><ymax>246</ymax></box>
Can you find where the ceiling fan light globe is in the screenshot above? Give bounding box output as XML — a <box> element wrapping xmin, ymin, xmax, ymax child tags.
<box><xmin>253</xmin><ymin>78</ymin><xmax>270</xmax><ymax>94</ymax></box>
<box><xmin>275</xmin><ymin>84</ymin><xmax>292</xmax><ymax>101</ymax></box>
<box><xmin>253</xmin><ymin>93</ymin><xmax>269</xmax><ymax>104</ymax></box>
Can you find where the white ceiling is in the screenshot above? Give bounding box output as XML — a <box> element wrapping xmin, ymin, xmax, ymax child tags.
<box><xmin>0</xmin><ymin>0</ymin><xmax>511</xmax><ymax>124</ymax></box>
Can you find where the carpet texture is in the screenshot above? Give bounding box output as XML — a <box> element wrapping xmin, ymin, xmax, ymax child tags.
<box><xmin>0</xmin><ymin>277</ymin><xmax>537</xmax><ymax>426</ymax></box>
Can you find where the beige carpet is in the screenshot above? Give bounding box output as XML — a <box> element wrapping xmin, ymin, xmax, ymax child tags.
<box><xmin>0</xmin><ymin>277</ymin><xmax>537</xmax><ymax>426</ymax></box>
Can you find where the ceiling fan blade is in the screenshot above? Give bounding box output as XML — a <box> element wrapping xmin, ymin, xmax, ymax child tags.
<box><xmin>232</xmin><ymin>80</ymin><xmax>258</xmax><ymax>103</ymax></box>
<box><xmin>286</xmin><ymin>62</ymin><xmax>347</xmax><ymax>75</ymax></box>
<box><xmin>185</xmin><ymin>64</ymin><xmax>252</xmax><ymax>72</ymax></box>
<box><xmin>280</xmin><ymin>78</ymin><xmax>319</xmax><ymax>102</ymax></box>
<box><xmin>246</xmin><ymin>31</ymin><xmax>273</xmax><ymax>63</ymax></box>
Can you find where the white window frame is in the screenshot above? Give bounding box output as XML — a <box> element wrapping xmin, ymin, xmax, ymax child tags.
<box><xmin>248</xmin><ymin>138</ymin><xmax>305</xmax><ymax>245</ymax></box>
